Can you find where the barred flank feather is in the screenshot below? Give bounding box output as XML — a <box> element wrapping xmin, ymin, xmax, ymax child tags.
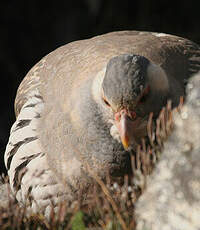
<box><xmin>4</xmin><ymin>91</ymin><xmax>67</xmax><ymax>216</ymax></box>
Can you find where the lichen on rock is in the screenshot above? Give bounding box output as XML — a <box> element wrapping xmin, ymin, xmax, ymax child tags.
<box><xmin>135</xmin><ymin>72</ymin><xmax>200</xmax><ymax>230</ymax></box>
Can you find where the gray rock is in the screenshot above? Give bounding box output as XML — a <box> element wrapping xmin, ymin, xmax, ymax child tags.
<box><xmin>135</xmin><ymin>73</ymin><xmax>200</xmax><ymax>230</ymax></box>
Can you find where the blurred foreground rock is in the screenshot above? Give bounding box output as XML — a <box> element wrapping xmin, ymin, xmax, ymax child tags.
<box><xmin>136</xmin><ymin>73</ymin><xmax>200</xmax><ymax>230</ymax></box>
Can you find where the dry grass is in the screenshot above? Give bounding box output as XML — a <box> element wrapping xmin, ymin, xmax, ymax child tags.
<box><xmin>0</xmin><ymin>99</ymin><xmax>182</xmax><ymax>230</ymax></box>
<box><xmin>0</xmin><ymin>175</ymin><xmax>137</xmax><ymax>230</ymax></box>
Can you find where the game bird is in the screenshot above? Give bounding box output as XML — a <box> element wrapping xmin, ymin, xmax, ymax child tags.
<box><xmin>5</xmin><ymin>31</ymin><xmax>200</xmax><ymax>215</ymax></box>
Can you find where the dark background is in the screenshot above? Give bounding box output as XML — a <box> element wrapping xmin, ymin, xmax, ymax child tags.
<box><xmin>1</xmin><ymin>0</ymin><xmax>200</xmax><ymax>173</ymax></box>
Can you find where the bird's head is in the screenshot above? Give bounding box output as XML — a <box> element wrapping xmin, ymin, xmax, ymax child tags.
<box><xmin>101</xmin><ymin>54</ymin><xmax>169</xmax><ymax>150</ymax></box>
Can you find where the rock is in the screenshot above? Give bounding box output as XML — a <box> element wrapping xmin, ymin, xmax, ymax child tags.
<box><xmin>135</xmin><ymin>72</ymin><xmax>200</xmax><ymax>230</ymax></box>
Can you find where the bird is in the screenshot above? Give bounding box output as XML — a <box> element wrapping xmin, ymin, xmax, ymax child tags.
<box><xmin>4</xmin><ymin>31</ymin><xmax>200</xmax><ymax>215</ymax></box>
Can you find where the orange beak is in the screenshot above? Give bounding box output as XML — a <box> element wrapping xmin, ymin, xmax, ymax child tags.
<box><xmin>115</xmin><ymin>109</ymin><xmax>137</xmax><ymax>150</ymax></box>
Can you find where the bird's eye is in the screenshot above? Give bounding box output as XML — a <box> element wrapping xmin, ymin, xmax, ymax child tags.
<box><xmin>139</xmin><ymin>94</ymin><xmax>148</xmax><ymax>103</ymax></box>
<box><xmin>138</xmin><ymin>85</ymin><xmax>150</xmax><ymax>104</ymax></box>
<box><xmin>102</xmin><ymin>97</ymin><xmax>111</xmax><ymax>107</ymax></box>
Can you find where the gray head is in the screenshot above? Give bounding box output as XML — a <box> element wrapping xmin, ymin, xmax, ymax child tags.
<box><xmin>101</xmin><ymin>54</ymin><xmax>169</xmax><ymax>149</ymax></box>
<box><xmin>102</xmin><ymin>54</ymin><xmax>150</xmax><ymax>110</ymax></box>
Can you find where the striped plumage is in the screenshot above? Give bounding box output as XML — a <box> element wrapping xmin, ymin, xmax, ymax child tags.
<box><xmin>5</xmin><ymin>90</ymin><xmax>68</xmax><ymax>214</ymax></box>
<box><xmin>4</xmin><ymin>31</ymin><xmax>200</xmax><ymax>215</ymax></box>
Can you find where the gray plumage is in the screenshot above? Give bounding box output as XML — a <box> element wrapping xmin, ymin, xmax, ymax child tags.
<box><xmin>4</xmin><ymin>31</ymin><xmax>200</xmax><ymax>215</ymax></box>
